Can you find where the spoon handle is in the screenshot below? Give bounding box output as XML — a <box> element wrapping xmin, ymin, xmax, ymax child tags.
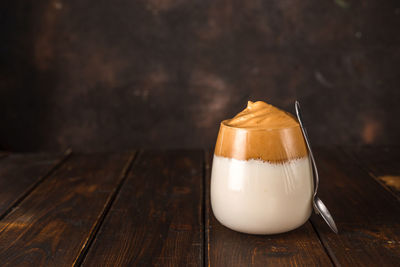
<box><xmin>295</xmin><ymin>101</ymin><xmax>319</xmax><ymax>199</ymax></box>
<box><xmin>295</xmin><ymin>101</ymin><xmax>338</xmax><ymax>234</ymax></box>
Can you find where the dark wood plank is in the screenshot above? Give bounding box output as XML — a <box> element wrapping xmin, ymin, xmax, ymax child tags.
<box><xmin>205</xmin><ymin>151</ymin><xmax>333</xmax><ymax>267</ymax></box>
<box><xmin>310</xmin><ymin>147</ymin><xmax>400</xmax><ymax>266</ymax></box>
<box><xmin>82</xmin><ymin>150</ymin><xmax>204</xmax><ymax>266</ymax></box>
<box><xmin>0</xmin><ymin>152</ymin><xmax>68</xmax><ymax>217</ymax></box>
<box><xmin>0</xmin><ymin>152</ymin><xmax>135</xmax><ymax>266</ymax></box>
<box><xmin>344</xmin><ymin>146</ymin><xmax>400</xmax><ymax>199</ymax></box>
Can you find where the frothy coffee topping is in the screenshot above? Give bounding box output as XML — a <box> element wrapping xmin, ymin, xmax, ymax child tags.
<box><xmin>224</xmin><ymin>101</ymin><xmax>299</xmax><ymax>130</ymax></box>
<box><xmin>214</xmin><ymin>101</ymin><xmax>308</xmax><ymax>163</ymax></box>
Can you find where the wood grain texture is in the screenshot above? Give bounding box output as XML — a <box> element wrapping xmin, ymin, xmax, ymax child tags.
<box><xmin>0</xmin><ymin>152</ymin><xmax>134</xmax><ymax>266</ymax></box>
<box><xmin>0</xmin><ymin>148</ymin><xmax>398</xmax><ymax>266</ymax></box>
<box><xmin>310</xmin><ymin>147</ymin><xmax>400</xmax><ymax>266</ymax></box>
<box><xmin>82</xmin><ymin>150</ymin><xmax>204</xmax><ymax>266</ymax></box>
<box><xmin>344</xmin><ymin>146</ymin><xmax>400</xmax><ymax>199</ymax></box>
<box><xmin>0</xmin><ymin>152</ymin><xmax>67</xmax><ymax>217</ymax></box>
<box><xmin>205</xmin><ymin>151</ymin><xmax>333</xmax><ymax>267</ymax></box>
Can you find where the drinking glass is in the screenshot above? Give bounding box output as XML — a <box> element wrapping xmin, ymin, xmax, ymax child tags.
<box><xmin>210</xmin><ymin>121</ymin><xmax>313</xmax><ymax>234</ymax></box>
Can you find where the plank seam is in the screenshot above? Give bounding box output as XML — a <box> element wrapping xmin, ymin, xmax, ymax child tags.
<box><xmin>73</xmin><ymin>150</ymin><xmax>139</xmax><ymax>267</ymax></box>
<box><xmin>338</xmin><ymin>146</ymin><xmax>400</xmax><ymax>202</ymax></box>
<box><xmin>309</xmin><ymin>220</ymin><xmax>340</xmax><ymax>267</ymax></box>
<box><xmin>204</xmin><ymin>151</ymin><xmax>211</xmax><ymax>267</ymax></box>
<box><xmin>202</xmin><ymin>150</ymin><xmax>206</xmax><ymax>267</ymax></box>
<box><xmin>0</xmin><ymin>148</ymin><xmax>72</xmax><ymax>221</ymax></box>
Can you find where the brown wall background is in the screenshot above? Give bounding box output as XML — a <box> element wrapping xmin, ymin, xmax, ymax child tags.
<box><xmin>1</xmin><ymin>0</ymin><xmax>399</xmax><ymax>152</ymax></box>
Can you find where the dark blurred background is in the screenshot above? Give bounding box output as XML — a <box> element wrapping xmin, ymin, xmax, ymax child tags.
<box><xmin>0</xmin><ymin>0</ymin><xmax>399</xmax><ymax>152</ymax></box>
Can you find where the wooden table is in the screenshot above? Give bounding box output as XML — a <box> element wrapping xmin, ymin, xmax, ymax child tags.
<box><xmin>0</xmin><ymin>147</ymin><xmax>399</xmax><ymax>266</ymax></box>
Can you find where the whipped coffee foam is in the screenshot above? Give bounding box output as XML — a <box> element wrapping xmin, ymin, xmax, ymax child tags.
<box><xmin>224</xmin><ymin>101</ymin><xmax>299</xmax><ymax>129</ymax></box>
<box><xmin>215</xmin><ymin>101</ymin><xmax>307</xmax><ymax>163</ymax></box>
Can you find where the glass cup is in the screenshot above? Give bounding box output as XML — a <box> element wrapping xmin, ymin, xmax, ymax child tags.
<box><xmin>210</xmin><ymin>121</ymin><xmax>313</xmax><ymax>234</ymax></box>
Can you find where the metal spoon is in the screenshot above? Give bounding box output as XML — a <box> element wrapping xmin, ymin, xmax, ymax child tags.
<box><xmin>295</xmin><ymin>101</ymin><xmax>338</xmax><ymax>234</ymax></box>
